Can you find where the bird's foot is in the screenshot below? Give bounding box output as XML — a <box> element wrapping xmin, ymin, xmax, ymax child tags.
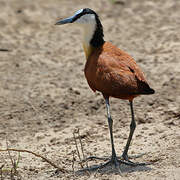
<box><xmin>83</xmin><ymin>152</ymin><xmax>146</xmax><ymax>163</ymax></box>
<box><xmin>83</xmin><ymin>155</ymin><xmax>122</xmax><ymax>173</ymax></box>
<box><xmin>120</xmin><ymin>153</ymin><xmax>151</xmax><ymax>166</ymax></box>
<box><xmin>83</xmin><ymin>153</ymin><xmax>150</xmax><ymax>168</ymax></box>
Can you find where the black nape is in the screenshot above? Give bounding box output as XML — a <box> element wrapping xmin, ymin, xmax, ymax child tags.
<box><xmin>90</xmin><ymin>15</ymin><xmax>105</xmax><ymax>48</ymax></box>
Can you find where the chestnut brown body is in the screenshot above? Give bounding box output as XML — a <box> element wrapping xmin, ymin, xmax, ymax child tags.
<box><xmin>85</xmin><ymin>42</ymin><xmax>154</xmax><ymax>100</ymax></box>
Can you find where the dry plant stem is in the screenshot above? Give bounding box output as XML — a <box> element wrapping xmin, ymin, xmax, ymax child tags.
<box><xmin>77</xmin><ymin>130</ymin><xmax>89</xmax><ymax>169</ymax></box>
<box><xmin>72</xmin><ymin>151</ymin><xmax>75</xmax><ymax>176</ymax></box>
<box><xmin>6</xmin><ymin>141</ymin><xmax>14</xmax><ymax>171</ymax></box>
<box><xmin>73</xmin><ymin>130</ymin><xmax>90</xmax><ymax>176</ymax></box>
<box><xmin>6</xmin><ymin>140</ymin><xmax>17</xmax><ymax>180</ymax></box>
<box><xmin>73</xmin><ymin>132</ymin><xmax>84</xmax><ymax>169</ymax></box>
<box><xmin>0</xmin><ymin>149</ymin><xmax>68</xmax><ymax>173</ymax></box>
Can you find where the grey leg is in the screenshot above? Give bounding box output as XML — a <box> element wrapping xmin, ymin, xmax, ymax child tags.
<box><xmin>121</xmin><ymin>100</ymin><xmax>148</xmax><ymax>166</ymax></box>
<box><xmin>105</xmin><ymin>98</ymin><xmax>118</xmax><ymax>164</ymax></box>
<box><xmin>122</xmin><ymin>100</ymin><xmax>136</xmax><ymax>160</ymax></box>
<box><xmin>83</xmin><ymin>99</ymin><xmax>148</xmax><ymax>171</ymax></box>
<box><xmin>81</xmin><ymin>97</ymin><xmax>121</xmax><ymax>172</ymax></box>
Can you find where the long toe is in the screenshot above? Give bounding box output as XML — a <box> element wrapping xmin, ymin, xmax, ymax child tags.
<box><xmin>120</xmin><ymin>153</ymin><xmax>150</xmax><ymax>166</ymax></box>
<box><xmin>122</xmin><ymin>159</ymin><xmax>147</xmax><ymax>166</ymax></box>
<box><xmin>121</xmin><ymin>153</ymin><xmax>146</xmax><ymax>161</ymax></box>
<box><xmin>83</xmin><ymin>156</ymin><xmax>109</xmax><ymax>162</ymax></box>
<box><xmin>119</xmin><ymin>157</ymin><xmax>150</xmax><ymax>166</ymax></box>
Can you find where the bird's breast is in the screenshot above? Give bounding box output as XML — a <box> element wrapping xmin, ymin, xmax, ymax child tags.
<box><xmin>84</xmin><ymin>54</ymin><xmax>120</xmax><ymax>95</ymax></box>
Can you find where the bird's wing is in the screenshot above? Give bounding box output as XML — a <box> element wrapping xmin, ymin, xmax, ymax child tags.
<box><xmin>99</xmin><ymin>51</ymin><xmax>146</xmax><ymax>82</ymax></box>
<box><xmin>97</xmin><ymin>45</ymin><xmax>153</xmax><ymax>95</ymax></box>
<box><xmin>101</xmin><ymin>42</ymin><xmax>148</xmax><ymax>82</ymax></box>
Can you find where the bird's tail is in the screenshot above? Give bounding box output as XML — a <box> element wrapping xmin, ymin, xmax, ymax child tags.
<box><xmin>141</xmin><ymin>87</ymin><xmax>155</xmax><ymax>95</ymax></box>
<box><xmin>138</xmin><ymin>81</ymin><xmax>155</xmax><ymax>95</ymax></box>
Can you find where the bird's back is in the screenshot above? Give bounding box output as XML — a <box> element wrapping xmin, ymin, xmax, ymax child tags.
<box><xmin>84</xmin><ymin>42</ymin><xmax>154</xmax><ymax>100</ymax></box>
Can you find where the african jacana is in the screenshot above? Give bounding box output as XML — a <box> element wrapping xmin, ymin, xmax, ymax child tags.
<box><xmin>55</xmin><ymin>8</ymin><xmax>155</xmax><ymax>170</ymax></box>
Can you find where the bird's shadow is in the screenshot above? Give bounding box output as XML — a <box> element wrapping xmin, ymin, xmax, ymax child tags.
<box><xmin>75</xmin><ymin>161</ymin><xmax>152</xmax><ymax>176</ymax></box>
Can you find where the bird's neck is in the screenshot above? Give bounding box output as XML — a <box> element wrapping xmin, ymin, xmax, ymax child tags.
<box><xmin>83</xmin><ymin>43</ymin><xmax>95</xmax><ymax>60</ymax></box>
<box><xmin>82</xmin><ymin>19</ymin><xmax>104</xmax><ymax>59</ymax></box>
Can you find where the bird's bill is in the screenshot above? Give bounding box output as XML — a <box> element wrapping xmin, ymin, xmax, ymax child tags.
<box><xmin>55</xmin><ymin>16</ymin><xmax>74</xmax><ymax>25</ymax></box>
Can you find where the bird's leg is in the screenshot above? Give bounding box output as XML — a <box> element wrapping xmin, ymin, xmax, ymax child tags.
<box><xmin>121</xmin><ymin>100</ymin><xmax>147</xmax><ymax>166</ymax></box>
<box><xmin>105</xmin><ymin>98</ymin><xmax>119</xmax><ymax>166</ymax></box>
<box><xmin>122</xmin><ymin>100</ymin><xmax>136</xmax><ymax>161</ymax></box>
<box><xmin>82</xmin><ymin>98</ymin><xmax>122</xmax><ymax>172</ymax></box>
<box><xmin>83</xmin><ymin>99</ymin><xmax>148</xmax><ymax>171</ymax></box>
<box><xmin>90</xmin><ymin>98</ymin><xmax>121</xmax><ymax>171</ymax></box>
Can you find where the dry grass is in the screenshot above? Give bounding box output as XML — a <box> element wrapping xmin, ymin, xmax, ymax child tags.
<box><xmin>72</xmin><ymin>129</ymin><xmax>90</xmax><ymax>176</ymax></box>
<box><xmin>0</xmin><ymin>131</ymin><xmax>90</xmax><ymax>179</ymax></box>
<box><xmin>0</xmin><ymin>140</ymin><xmax>68</xmax><ymax>179</ymax></box>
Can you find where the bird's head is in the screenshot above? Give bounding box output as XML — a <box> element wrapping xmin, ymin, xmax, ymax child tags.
<box><xmin>55</xmin><ymin>8</ymin><xmax>97</xmax><ymax>27</ymax></box>
<box><xmin>55</xmin><ymin>8</ymin><xmax>104</xmax><ymax>58</ymax></box>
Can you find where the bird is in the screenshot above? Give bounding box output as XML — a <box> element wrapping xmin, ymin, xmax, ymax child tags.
<box><xmin>55</xmin><ymin>8</ymin><xmax>155</xmax><ymax>170</ymax></box>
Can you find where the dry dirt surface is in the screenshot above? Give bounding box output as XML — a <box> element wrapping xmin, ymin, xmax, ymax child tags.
<box><xmin>0</xmin><ymin>0</ymin><xmax>180</xmax><ymax>179</ymax></box>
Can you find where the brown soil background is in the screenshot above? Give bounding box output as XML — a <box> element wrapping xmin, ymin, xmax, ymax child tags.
<box><xmin>0</xmin><ymin>0</ymin><xmax>180</xmax><ymax>179</ymax></box>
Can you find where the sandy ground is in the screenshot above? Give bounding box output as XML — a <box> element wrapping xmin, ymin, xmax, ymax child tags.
<box><xmin>0</xmin><ymin>0</ymin><xmax>180</xmax><ymax>179</ymax></box>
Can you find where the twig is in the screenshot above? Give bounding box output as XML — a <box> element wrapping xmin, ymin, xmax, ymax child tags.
<box><xmin>77</xmin><ymin>129</ymin><xmax>88</xmax><ymax>169</ymax></box>
<box><xmin>73</xmin><ymin>131</ymin><xmax>83</xmax><ymax>169</ymax></box>
<box><xmin>6</xmin><ymin>141</ymin><xmax>14</xmax><ymax>170</ymax></box>
<box><xmin>6</xmin><ymin>139</ymin><xmax>23</xmax><ymax>179</ymax></box>
<box><xmin>73</xmin><ymin>129</ymin><xmax>90</xmax><ymax>176</ymax></box>
<box><xmin>6</xmin><ymin>140</ymin><xmax>16</xmax><ymax>180</ymax></box>
<box><xmin>72</xmin><ymin>150</ymin><xmax>75</xmax><ymax>176</ymax></box>
<box><xmin>0</xmin><ymin>149</ymin><xmax>68</xmax><ymax>173</ymax></box>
